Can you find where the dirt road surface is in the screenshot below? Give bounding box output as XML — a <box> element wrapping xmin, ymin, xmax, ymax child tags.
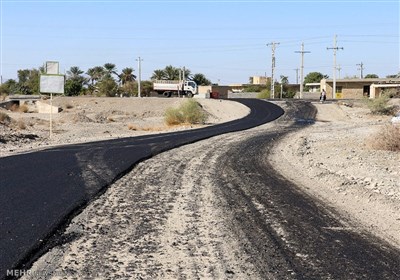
<box><xmin>22</xmin><ymin>101</ymin><xmax>400</xmax><ymax>280</ymax></box>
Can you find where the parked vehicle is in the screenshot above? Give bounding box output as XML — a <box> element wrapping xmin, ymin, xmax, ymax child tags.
<box><xmin>153</xmin><ymin>80</ymin><xmax>197</xmax><ymax>97</ymax></box>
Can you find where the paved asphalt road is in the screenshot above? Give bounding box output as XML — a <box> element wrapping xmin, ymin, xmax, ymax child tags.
<box><xmin>0</xmin><ymin>99</ymin><xmax>284</xmax><ymax>279</ymax></box>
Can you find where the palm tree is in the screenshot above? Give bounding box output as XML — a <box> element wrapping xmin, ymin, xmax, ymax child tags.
<box><xmin>183</xmin><ymin>68</ymin><xmax>192</xmax><ymax>80</ymax></box>
<box><xmin>280</xmin><ymin>75</ymin><xmax>289</xmax><ymax>84</ymax></box>
<box><xmin>151</xmin><ymin>69</ymin><xmax>166</xmax><ymax>80</ymax></box>
<box><xmin>151</xmin><ymin>66</ymin><xmax>192</xmax><ymax>81</ymax></box>
<box><xmin>67</xmin><ymin>66</ymin><xmax>84</xmax><ymax>80</ymax></box>
<box><xmin>86</xmin><ymin>66</ymin><xmax>105</xmax><ymax>85</ymax></box>
<box><xmin>103</xmin><ymin>63</ymin><xmax>118</xmax><ymax>78</ymax></box>
<box><xmin>192</xmin><ymin>73</ymin><xmax>211</xmax><ymax>86</ymax></box>
<box><xmin>164</xmin><ymin>65</ymin><xmax>179</xmax><ymax>80</ymax></box>
<box><xmin>119</xmin><ymin>68</ymin><xmax>136</xmax><ymax>85</ymax></box>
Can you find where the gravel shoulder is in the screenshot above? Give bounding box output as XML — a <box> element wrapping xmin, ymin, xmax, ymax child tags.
<box><xmin>269</xmin><ymin>101</ymin><xmax>400</xmax><ymax>248</ymax></box>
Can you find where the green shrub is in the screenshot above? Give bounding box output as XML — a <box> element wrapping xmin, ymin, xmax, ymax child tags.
<box><xmin>243</xmin><ymin>84</ymin><xmax>267</xmax><ymax>92</ymax></box>
<box><xmin>165</xmin><ymin>99</ymin><xmax>207</xmax><ymax>125</ymax></box>
<box><xmin>180</xmin><ymin>99</ymin><xmax>207</xmax><ymax>124</ymax></box>
<box><xmin>366</xmin><ymin>95</ymin><xmax>397</xmax><ymax>115</ymax></box>
<box><xmin>257</xmin><ymin>89</ymin><xmax>270</xmax><ymax>99</ymax></box>
<box><xmin>165</xmin><ymin>108</ymin><xmax>184</xmax><ymax>125</ymax></box>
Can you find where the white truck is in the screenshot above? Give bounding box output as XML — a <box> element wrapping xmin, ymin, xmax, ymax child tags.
<box><xmin>153</xmin><ymin>80</ymin><xmax>197</xmax><ymax>98</ymax></box>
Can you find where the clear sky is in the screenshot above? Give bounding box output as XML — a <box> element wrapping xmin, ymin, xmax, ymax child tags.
<box><xmin>0</xmin><ymin>0</ymin><xmax>399</xmax><ymax>85</ymax></box>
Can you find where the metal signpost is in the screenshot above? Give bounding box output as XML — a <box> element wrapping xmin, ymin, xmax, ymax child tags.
<box><xmin>39</xmin><ymin>61</ymin><xmax>65</xmax><ymax>139</ymax></box>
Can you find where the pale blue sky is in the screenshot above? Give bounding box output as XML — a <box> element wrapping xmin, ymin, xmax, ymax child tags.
<box><xmin>1</xmin><ymin>0</ymin><xmax>399</xmax><ymax>84</ymax></box>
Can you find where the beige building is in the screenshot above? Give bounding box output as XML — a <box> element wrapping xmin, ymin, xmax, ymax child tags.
<box><xmin>198</xmin><ymin>85</ymin><xmax>230</xmax><ymax>99</ymax></box>
<box><xmin>249</xmin><ymin>76</ymin><xmax>270</xmax><ymax>85</ymax></box>
<box><xmin>320</xmin><ymin>78</ymin><xmax>400</xmax><ymax>99</ymax></box>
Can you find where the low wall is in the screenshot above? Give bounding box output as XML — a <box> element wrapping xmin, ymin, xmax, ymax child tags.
<box><xmin>36</xmin><ymin>101</ymin><xmax>60</xmax><ymax>114</ymax></box>
<box><xmin>228</xmin><ymin>92</ymin><xmax>259</xmax><ymax>99</ymax></box>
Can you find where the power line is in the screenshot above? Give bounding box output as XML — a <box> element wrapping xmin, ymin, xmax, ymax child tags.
<box><xmin>356</xmin><ymin>62</ymin><xmax>364</xmax><ymax>78</ymax></box>
<box><xmin>295</xmin><ymin>42</ymin><xmax>310</xmax><ymax>99</ymax></box>
<box><xmin>337</xmin><ymin>64</ymin><xmax>342</xmax><ymax>79</ymax></box>
<box><xmin>327</xmin><ymin>34</ymin><xmax>343</xmax><ymax>99</ymax></box>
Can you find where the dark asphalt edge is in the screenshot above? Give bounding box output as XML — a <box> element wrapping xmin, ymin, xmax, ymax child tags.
<box><xmin>212</xmin><ymin>101</ymin><xmax>318</xmax><ymax>279</ymax></box>
<box><xmin>5</xmin><ymin>99</ymin><xmax>284</xmax><ymax>280</ymax></box>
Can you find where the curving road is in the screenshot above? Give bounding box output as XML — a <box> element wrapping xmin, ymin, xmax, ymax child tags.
<box><xmin>0</xmin><ymin>99</ymin><xmax>283</xmax><ymax>279</ymax></box>
<box><xmin>16</xmin><ymin>100</ymin><xmax>399</xmax><ymax>279</ymax></box>
<box><xmin>1</xmin><ymin>100</ymin><xmax>399</xmax><ymax>279</ymax></box>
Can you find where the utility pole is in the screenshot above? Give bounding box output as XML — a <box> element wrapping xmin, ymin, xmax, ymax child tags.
<box><xmin>294</xmin><ymin>68</ymin><xmax>299</xmax><ymax>84</ymax></box>
<box><xmin>182</xmin><ymin>66</ymin><xmax>186</xmax><ymax>96</ymax></box>
<box><xmin>178</xmin><ymin>68</ymin><xmax>182</xmax><ymax>97</ymax></box>
<box><xmin>356</xmin><ymin>62</ymin><xmax>364</xmax><ymax>78</ymax></box>
<box><xmin>267</xmin><ymin>42</ymin><xmax>279</xmax><ymax>99</ymax></box>
<box><xmin>295</xmin><ymin>42</ymin><xmax>310</xmax><ymax>99</ymax></box>
<box><xmin>136</xmin><ymin>57</ymin><xmax>143</xmax><ymax>97</ymax></box>
<box><xmin>327</xmin><ymin>34</ymin><xmax>343</xmax><ymax>99</ymax></box>
<box><xmin>337</xmin><ymin>64</ymin><xmax>342</xmax><ymax>79</ymax></box>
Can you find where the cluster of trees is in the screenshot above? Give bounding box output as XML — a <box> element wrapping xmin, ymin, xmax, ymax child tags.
<box><xmin>0</xmin><ymin>68</ymin><xmax>43</xmax><ymax>95</ymax></box>
<box><xmin>2</xmin><ymin>65</ymin><xmax>397</xmax><ymax>97</ymax></box>
<box><xmin>151</xmin><ymin>65</ymin><xmax>211</xmax><ymax>86</ymax></box>
<box><xmin>0</xmin><ymin>64</ymin><xmax>212</xmax><ymax>97</ymax></box>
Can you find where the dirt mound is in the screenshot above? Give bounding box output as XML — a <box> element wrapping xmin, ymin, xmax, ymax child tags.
<box><xmin>70</xmin><ymin>112</ymin><xmax>94</xmax><ymax>123</ymax></box>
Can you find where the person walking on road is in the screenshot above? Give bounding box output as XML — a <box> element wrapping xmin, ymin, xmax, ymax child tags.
<box><xmin>320</xmin><ymin>89</ymin><xmax>327</xmax><ymax>103</ymax></box>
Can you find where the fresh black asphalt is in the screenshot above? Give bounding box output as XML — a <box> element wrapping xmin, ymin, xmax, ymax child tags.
<box><xmin>0</xmin><ymin>99</ymin><xmax>284</xmax><ymax>278</ymax></box>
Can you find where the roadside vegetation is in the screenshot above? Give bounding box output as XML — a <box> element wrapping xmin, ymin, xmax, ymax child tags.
<box><xmin>364</xmin><ymin>93</ymin><xmax>400</xmax><ymax>152</ymax></box>
<box><xmin>365</xmin><ymin>95</ymin><xmax>399</xmax><ymax>115</ymax></box>
<box><xmin>368</xmin><ymin>124</ymin><xmax>400</xmax><ymax>152</ymax></box>
<box><xmin>0</xmin><ymin>112</ymin><xmax>10</xmax><ymax>124</ymax></box>
<box><xmin>257</xmin><ymin>89</ymin><xmax>271</xmax><ymax>99</ymax></box>
<box><xmin>165</xmin><ymin>99</ymin><xmax>207</xmax><ymax>126</ymax></box>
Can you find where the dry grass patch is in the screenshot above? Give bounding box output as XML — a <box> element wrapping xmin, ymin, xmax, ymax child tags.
<box><xmin>127</xmin><ymin>123</ymin><xmax>139</xmax><ymax>130</ymax></box>
<box><xmin>141</xmin><ymin>126</ymin><xmax>165</xmax><ymax>132</ymax></box>
<box><xmin>128</xmin><ymin>123</ymin><xmax>165</xmax><ymax>132</ymax></box>
<box><xmin>9</xmin><ymin>103</ymin><xmax>29</xmax><ymax>113</ymax></box>
<box><xmin>165</xmin><ymin>99</ymin><xmax>207</xmax><ymax>126</ymax></box>
<box><xmin>368</xmin><ymin>124</ymin><xmax>400</xmax><ymax>152</ymax></box>
<box><xmin>0</xmin><ymin>111</ymin><xmax>11</xmax><ymax>124</ymax></box>
<box><xmin>366</xmin><ymin>96</ymin><xmax>398</xmax><ymax>115</ymax></box>
<box><xmin>19</xmin><ymin>104</ymin><xmax>29</xmax><ymax>113</ymax></box>
<box><xmin>17</xmin><ymin>119</ymin><xmax>26</xmax><ymax>130</ymax></box>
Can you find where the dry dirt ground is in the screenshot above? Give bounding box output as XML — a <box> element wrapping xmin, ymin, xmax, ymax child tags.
<box><xmin>0</xmin><ymin>97</ymin><xmax>249</xmax><ymax>157</ymax></box>
<box><xmin>1</xmin><ymin>97</ymin><xmax>398</xmax><ymax>278</ymax></box>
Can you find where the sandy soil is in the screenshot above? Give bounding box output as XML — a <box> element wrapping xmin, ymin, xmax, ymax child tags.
<box><xmin>0</xmin><ymin>97</ymin><xmax>250</xmax><ymax>157</ymax></box>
